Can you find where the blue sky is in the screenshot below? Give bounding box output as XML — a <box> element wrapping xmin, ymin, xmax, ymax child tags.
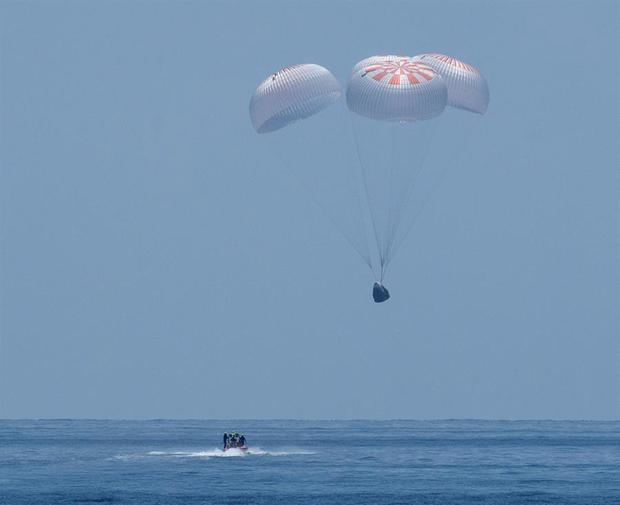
<box><xmin>0</xmin><ymin>0</ymin><xmax>618</xmax><ymax>419</ymax></box>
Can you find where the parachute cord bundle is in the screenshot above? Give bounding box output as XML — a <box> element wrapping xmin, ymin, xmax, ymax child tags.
<box><xmin>383</xmin><ymin>118</ymin><xmax>438</xmax><ymax>264</ymax></box>
<box><xmin>348</xmin><ymin>111</ymin><xmax>384</xmax><ymax>282</ymax></box>
<box><xmin>387</xmin><ymin>111</ymin><xmax>478</xmax><ymax>261</ymax></box>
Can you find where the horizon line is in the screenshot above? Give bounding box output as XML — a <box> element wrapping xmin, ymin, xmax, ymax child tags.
<box><xmin>1</xmin><ymin>417</ymin><xmax>619</xmax><ymax>422</ymax></box>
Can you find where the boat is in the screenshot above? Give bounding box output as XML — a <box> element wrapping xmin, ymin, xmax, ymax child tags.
<box><xmin>223</xmin><ymin>433</ymin><xmax>248</xmax><ymax>452</ymax></box>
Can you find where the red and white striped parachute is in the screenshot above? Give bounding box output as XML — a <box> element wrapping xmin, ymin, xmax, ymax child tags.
<box><xmin>413</xmin><ymin>53</ymin><xmax>489</xmax><ymax>114</ymax></box>
<box><xmin>346</xmin><ymin>55</ymin><xmax>447</xmax><ymax>122</ymax></box>
<box><xmin>249</xmin><ymin>64</ymin><xmax>341</xmax><ymax>134</ymax></box>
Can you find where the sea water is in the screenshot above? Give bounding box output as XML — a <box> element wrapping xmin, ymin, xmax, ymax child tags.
<box><xmin>1</xmin><ymin>420</ymin><xmax>619</xmax><ymax>504</ymax></box>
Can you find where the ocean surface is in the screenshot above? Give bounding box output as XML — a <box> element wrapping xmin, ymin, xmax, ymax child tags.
<box><xmin>0</xmin><ymin>420</ymin><xmax>619</xmax><ymax>504</ymax></box>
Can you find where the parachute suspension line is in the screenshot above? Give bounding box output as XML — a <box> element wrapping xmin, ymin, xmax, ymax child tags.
<box><xmin>320</xmin><ymin>107</ymin><xmax>374</xmax><ymax>273</ymax></box>
<box><xmin>383</xmin><ymin>121</ymin><xmax>398</xmax><ymax>269</ymax></box>
<box><xmin>279</xmin><ymin>103</ymin><xmax>375</xmax><ymax>275</ymax></box>
<box><xmin>295</xmin><ymin>171</ymin><xmax>373</xmax><ymax>272</ymax></box>
<box><xmin>387</xmin><ymin>114</ymin><xmax>473</xmax><ymax>264</ymax></box>
<box><xmin>349</xmin><ymin>112</ymin><xmax>383</xmax><ymax>280</ymax></box>
<box><xmin>280</xmin><ymin>124</ymin><xmax>374</xmax><ymax>273</ymax></box>
<box><xmin>384</xmin><ymin>120</ymin><xmax>438</xmax><ymax>267</ymax></box>
<box><xmin>326</xmin><ymin>210</ymin><xmax>374</xmax><ymax>272</ymax></box>
<box><xmin>334</xmin><ymin>104</ymin><xmax>375</xmax><ymax>274</ymax></box>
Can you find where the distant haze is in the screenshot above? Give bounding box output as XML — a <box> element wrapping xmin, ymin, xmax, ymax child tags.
<box><xmin>0</xmin><ymin>0</ymin><xmax>618</xmax><ymax>419</ymax></box>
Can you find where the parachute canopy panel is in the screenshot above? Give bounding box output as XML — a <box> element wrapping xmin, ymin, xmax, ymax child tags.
<box><xmin>350</xmin><ymin>54</ymin><xmax>409</xmax><ymax>76</ymax></box>
<box><xmin>249</xmin><ymin>64</ymin><xmax>342</xmax><ymax>134</ymax></box>
<box><xmin>346</xmin><ymin>56</ymin><xmax>447</xmax><ymax>122</ymax></box>
<box><xmin>413</xmin><ymin>53</ymin><xmax>489</xmax><ymax>114</ymax></box>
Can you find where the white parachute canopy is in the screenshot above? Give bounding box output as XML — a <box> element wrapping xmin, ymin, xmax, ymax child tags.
<box><xmin>412</xmin><ymin>53</ymin><xmax>489</xmax><ymax>114</ymax></box>
<box><xmin>249</xmin><ymin>64</ymin><xmax>342</xmax><ymax>133</ymax></box>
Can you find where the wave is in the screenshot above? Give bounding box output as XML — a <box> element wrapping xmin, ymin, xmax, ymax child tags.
<box><xmin>113</xmin><ymin>447</ymin><xmax>315</xmax><ymax>461</ymax></box>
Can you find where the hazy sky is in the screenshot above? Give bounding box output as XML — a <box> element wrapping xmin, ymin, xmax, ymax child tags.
<box><xmin>1</xmin><ymin>0</ymin><xmax>618</xmax><ymax>420</ymax></box>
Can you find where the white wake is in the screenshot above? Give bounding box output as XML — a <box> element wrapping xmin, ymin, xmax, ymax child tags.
<box><xmin>113</xmin><ymin>447</ymin><xmax>316</xmax><ymax>460</ymax></box>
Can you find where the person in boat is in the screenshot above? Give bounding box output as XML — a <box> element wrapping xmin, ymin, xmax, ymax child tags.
<box><xmin>239</xmin><ymin>434</ymin><xmax>246</xmax><ymax>447</ymax></box>
<box><xmin>223</xmin><ymin>432</ymin><xmax>229</xmax><ymax>450</ymax></box>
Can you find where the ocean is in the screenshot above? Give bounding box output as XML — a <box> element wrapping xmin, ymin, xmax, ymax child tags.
<box><xmin>1</xmin><ymin>420</ymin><xmax>618</xmax><ymax>504</ymax></box>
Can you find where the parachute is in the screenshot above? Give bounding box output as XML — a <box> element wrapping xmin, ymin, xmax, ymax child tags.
<box><xmin>249</xmin><ymin>64</ymin><xmax>341</xmax><ymax>133</ymax></box>
<box><xmin>412</xmin><ymin>53</ymin><xmax>489</xmax><ymax>114</ymax></box>
<box><xmin>346</xmin><ymin>56</ymin><xmax>447</xmax><ymax>121</ymax></box>
<box><xmin>250</xmin><ymin>55</ymin><xmax>489</xmax><ymax>303</ymax></box>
